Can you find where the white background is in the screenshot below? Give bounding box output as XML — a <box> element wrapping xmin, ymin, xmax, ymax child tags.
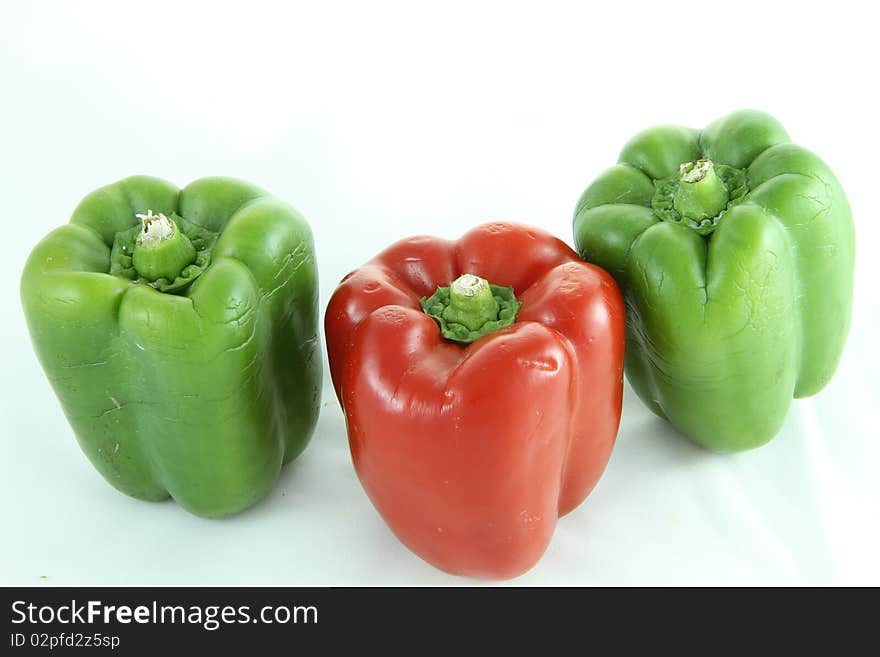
<box><xmin>2</xmin><ymin>1</ymin><xmax>878</xmax><ymax>585</ymax></box>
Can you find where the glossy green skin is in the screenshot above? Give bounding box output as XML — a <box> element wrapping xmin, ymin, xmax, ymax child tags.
<box><xmin>21</xmin><ymin>176</ymin><xmax>322</xmax><ymax>516</ymax></box>
<box><xmin>573</xmin><ymin>110</ymin><xmax>854</xmax><ymax>452</ymax></box>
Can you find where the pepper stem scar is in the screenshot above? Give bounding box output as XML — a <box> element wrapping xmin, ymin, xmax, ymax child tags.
<box><xmin>136</xmin><ymin>210</ymin><xmax>176</xmax><ymax>244</ymax></box>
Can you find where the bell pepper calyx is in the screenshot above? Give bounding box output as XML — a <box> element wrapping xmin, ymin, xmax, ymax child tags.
<box><xmin>651</xmin><ymin>160</ymin><xmax>748</xmax><ymax>236</ymax></box>
<box><xmin>110</xmin><ymin>210</ymin><xmax>218</xmax><ymax>293</ymax></box>
<box><xmin>420</xmin><ymin>273</ymin><xmax>521</xmax><ymax>344</ymax></box>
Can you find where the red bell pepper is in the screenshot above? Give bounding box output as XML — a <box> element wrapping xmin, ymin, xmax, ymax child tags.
<box><xmin>326</xmin><ymin>222</ymin><xmax>625</xmax><ymax>578</ymax></box>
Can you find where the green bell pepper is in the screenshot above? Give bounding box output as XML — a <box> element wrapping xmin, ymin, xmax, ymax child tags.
<box><xmin>21</xmin><ymin>176</ymin><xmax>322</xmax><ymax>516</ymax></box>
<box><xmin>573</xmin><ymin>110</ymin><xmax>854</xmax><ymax>452</ymax></box>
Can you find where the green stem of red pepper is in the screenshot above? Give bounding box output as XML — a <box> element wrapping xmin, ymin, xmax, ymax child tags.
<box><xmin>444</xmin><ymin>274</ymin><xmax>500</xmax><ymax>330</ymax></box>
<box><xmin>131</xmin><ymin>210</ymin><xmax>197</xmax><ymax>283</ymax></box>
<box><xmin>420</xmin><ymin>274</ymin><xmax>522</xmax><ymax>344</ymax></box>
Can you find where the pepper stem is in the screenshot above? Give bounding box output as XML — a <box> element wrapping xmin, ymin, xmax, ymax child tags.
<box><xmin>419</xmin><ymin>274</ymin><xmax>521</xmax><ymax>344</ymax></box>
<box><xmin>443</xmin><ymin>274</ymin><xmax>500</xmax><ymax>331</ymax></box>
<box><xmin>131</xmin><ymin>210</ymin><xmax>196</xmax><ymax>282</ymax></box>
<box><xmin>673</xmin><ymin>160</ymin><xmax>730</xmax><ymax>221</ymax></box>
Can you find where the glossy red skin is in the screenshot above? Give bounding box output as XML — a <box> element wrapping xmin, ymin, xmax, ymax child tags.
<box><xmin>325</xmin><ymin>223</ymin><xmax>625</xmax><ymax>579</ymax></box>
